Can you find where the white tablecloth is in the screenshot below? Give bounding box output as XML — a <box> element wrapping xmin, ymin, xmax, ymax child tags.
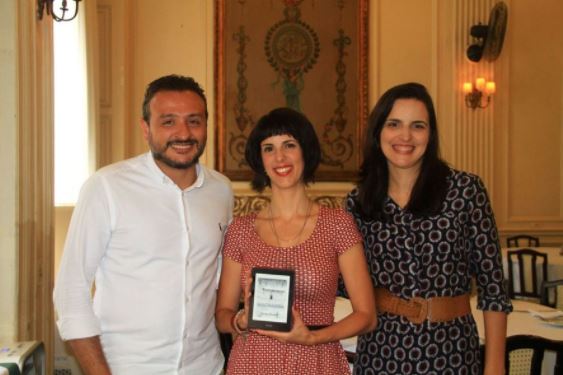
<box><xmin>334</xmin><ymin>297</ymin><xmax>563</xmax><ymax>374</ymax></box>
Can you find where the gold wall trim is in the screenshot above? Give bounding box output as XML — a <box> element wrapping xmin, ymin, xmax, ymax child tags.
<box><xmin>233</xmin><ymin>194</ymin><xmax>346</xmax><ymax>217</ymax></box>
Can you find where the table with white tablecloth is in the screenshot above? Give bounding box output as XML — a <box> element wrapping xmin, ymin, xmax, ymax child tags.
<box><xmin>335</xmin><ymin>296</ymin><xmax>563</xmax><ymax>374</ymax></box>
<box><xmin>502</xmin><ymin>247</ymin><xmax>563</xmax><ymax>309</ymax></box>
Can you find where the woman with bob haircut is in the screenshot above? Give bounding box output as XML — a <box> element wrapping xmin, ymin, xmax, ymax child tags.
<box><xmin>216</xmin><ymin>107</ymin><xmax>376</xmax><ymax>374</ymax></box>
<box><xmin>343</xmin><ymin>82</ymin><xmax>512</xmax><ymax>374</ymax></box>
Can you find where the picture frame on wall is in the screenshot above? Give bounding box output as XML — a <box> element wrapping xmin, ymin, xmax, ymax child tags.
<box><xmin>215</xmin><ymin>0</ymin><xmax>369</xmax><ymax>181</ymax></box>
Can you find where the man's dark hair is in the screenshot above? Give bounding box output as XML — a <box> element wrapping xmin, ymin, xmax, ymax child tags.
<box><xmin>142</xmin><ymin>74</ymin><xmax>208</xmax><ymax>122</ymax></box>
<box><xmin>245</xmin><ymin>107</ymin><xmax>321</xmax><ymax>192</ymax></box>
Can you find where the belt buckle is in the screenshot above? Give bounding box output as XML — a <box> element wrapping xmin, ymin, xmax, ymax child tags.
<box><xmin>407</xmin><ymin>297</ymin><xmax>428</xmax><ymax>324</ymax></box>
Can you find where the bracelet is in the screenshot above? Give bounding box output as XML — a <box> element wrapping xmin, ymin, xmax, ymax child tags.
<box><xmin>231</xmin><ymin>309</ymin><xmax>248</xmax><ymax>336</ymax></box>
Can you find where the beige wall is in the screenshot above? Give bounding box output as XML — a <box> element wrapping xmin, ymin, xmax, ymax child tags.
<box><xmin>57</xmin><ymin>0</ymin><xmax>563</xmax><ymax>273</ymax></box>
<box><xmin>371</xmin><ymin>0</ymin><xmax>436</xmax><ymax>95</ymax></box>
<box><xmin>128</xmin><ymin>0</ymin><xmax>216</xmax><ymax>165</ymax></box>
<box><xmin>493</xmin><ymin>0</ymin><xmax>563</xmax><ymax>242</ymax></box>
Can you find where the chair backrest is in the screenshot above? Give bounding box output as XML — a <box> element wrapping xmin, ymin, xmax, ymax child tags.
<box><xmin>218</xmin><ymin>300</ymin><xmax>245</xmax><ymax>369</ymax></box>
<box><xmin>506</xmin><ymin>234</ymin><xmax>540</xmax><ymax>248</ymax></box>
<box><xmin>344</xmin><ymin>351</ymin><xmax>356</xmax><ymax>364</ymax></box>
<box><xmin>504</xmin><ymin>335</ymin><xmax>563</xmax><ymax>375</ymax></box>
<box><xmin>540</xmin><ymin>279</ymin><xmax>563</xmax><ymax>308</ymax></box>
<box><xmin>219</xmin><ymin>332</ymin><xmax>233</xmax><ymax>370</ymax></box>
<box><xmin>506</xmin><ymin>248</ymin><xmax>548</xmax><ymax>300</ymax></box>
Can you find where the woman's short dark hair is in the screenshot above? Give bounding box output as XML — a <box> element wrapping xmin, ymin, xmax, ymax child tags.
<box><xmin>354</xmin><ymin>82</ymin><xmax>450</xmax><ymax>220</ymax></box>
<box><xmin>245</xmin><ymin>107</ymin><xmax>321</xmax><ymax>192</ymax></box>
<box><xmin>142</xmin><ymin>74</ymin><xmax>208</xmax><ymax>122</ymax></box>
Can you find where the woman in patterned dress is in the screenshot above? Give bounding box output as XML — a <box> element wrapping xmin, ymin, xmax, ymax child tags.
<box><xmin>215</xmin><ymin>107</ymin><xmax>377</xmax><ymax>374</ymax></box>
<box><xmin>345</xmin><ymin>83</ymin><xmax>512</xmax><ymax>375</ymax></box>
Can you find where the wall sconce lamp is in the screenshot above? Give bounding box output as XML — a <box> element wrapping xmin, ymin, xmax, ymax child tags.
<box><xmin>463</xmin><ymin>78</ymin><xmax>496</xmax><ymax>109</ymax></box>
<box><xmin>37</xmin><ymin>0</ymin><xmax>81</xmax><ymax>22</ymax></box>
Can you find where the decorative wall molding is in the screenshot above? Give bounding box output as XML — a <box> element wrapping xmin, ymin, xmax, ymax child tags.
<box><xmin>495</xmin><ymin>0</ymin><xmax>563</xmax><ymax>233</ymax></box>
<box><xmin>233</xmin><ymin>194</ymin><xmax>345</xmax><ymax>217</ymax></box>
<box><xmin>452</xmin><ymin>0</ymin><xmax>496</xmax><ymax>194</ymax></box>
<box><xmin>506</xmin><ymin>216</ymin><xmax>563</xmax><ymax>223</ymax></box>
<box><xmin>438</xmin><ymin>0</ymin><xmax>562</xmax><ymax>241</ymax></box>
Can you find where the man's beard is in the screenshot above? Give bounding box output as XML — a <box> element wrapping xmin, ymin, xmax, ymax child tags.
<box><xmin>149</xmin><ymin>136</ymin><xmax>206</xmax><ymax>170</ymax></box>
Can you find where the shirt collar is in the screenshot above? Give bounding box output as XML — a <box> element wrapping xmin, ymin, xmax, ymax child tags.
<box><xmin>144</xmin><ymin>151</ymin><xmax>205</xmax><ymax>190</ymax></box>
<box><xmin>188</xmin><ymin>164</ymin><xmax>205</xmax><ymax>191</ymax></box>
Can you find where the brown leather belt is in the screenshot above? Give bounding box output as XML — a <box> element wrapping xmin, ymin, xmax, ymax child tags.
<box><xmin>375</xmin><ymin>288</ymin><xmax>471</xmax><ymax>324</ymax></box>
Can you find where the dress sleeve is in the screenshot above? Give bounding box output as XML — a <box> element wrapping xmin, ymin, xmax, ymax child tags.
<box><xmin>467</xmin><ymin>176</ymin><xmax>513</xmax><ymax>313</ymax></box>
<box><xmin>337</xmin><ymin>193</ymin><xmax>363</xmax><ymax>298</ymax></box>
<box><xmin>332</xmin><ymin>208</ymin><xmax>363</xmax><ymax>256</ymax></box>
<box><xmin>222</xmin><ymin>217</ymin><xmax>244</xmax><ymax>263</ymax></box>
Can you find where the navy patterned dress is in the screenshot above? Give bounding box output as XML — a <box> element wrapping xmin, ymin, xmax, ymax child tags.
<box><xmin>345</xmin><ymin>169</ymin><xmax>512</xmax><ymax>375</ymax></box>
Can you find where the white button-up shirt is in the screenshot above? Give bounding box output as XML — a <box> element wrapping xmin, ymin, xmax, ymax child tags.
<box><xmin>54</xmin><ymin>152</ymin><xmax>233</xmax><ymax>375</ymax></box>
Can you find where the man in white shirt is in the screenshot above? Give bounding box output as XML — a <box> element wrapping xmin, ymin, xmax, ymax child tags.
<box><xmin>54</xmin><ymin>75</ymin><xmax>234</xmax><ymax>375</ymax></box>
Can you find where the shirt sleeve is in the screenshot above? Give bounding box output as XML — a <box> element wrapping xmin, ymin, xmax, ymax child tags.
<box><xmin>216</xmin><ymin>183</ymin><xmax>235</xmax><ymax>287</ymax></box>
<box><xmin>53</xmin><ymin>174</ymin><xmax>112</xmax><ymax>340</ymax></box>
<box><xmin>467</xmin><ymin>175</ymin><xmax>513</xmax><ymax>313</ymax></box>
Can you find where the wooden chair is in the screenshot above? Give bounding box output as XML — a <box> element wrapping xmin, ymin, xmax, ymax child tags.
<box><xmin>540</xmin><ymin>279</ymin><xmax>563</xmax><ymax>308</ymax></box>
<box><xmin>344</xmin><ymin>351</ymin><xmax>356</xmax><ymax>365</ymax></box>
<box><xmin>504</xmin><ymin>335</ymin><xmax>563</xmax><ymax>375</ymax></box>
<box><xmin>506</xmin><ymin>248</ymin><xmax>548</xmax><ymax>301</ymax></box>
<box><xmin>219</xmin><ymin>332</ymin><xmax>234</xmax><ymax>370</ymax></box>
<box><xmin>506</xmin><ymin>234</ymin><xmax>540</xmax><ymax>248</ymax></box>
<box><xmin>218</xmin><ymin>300</ymin><xmax>245</xmax><ymax>369</ymax></box>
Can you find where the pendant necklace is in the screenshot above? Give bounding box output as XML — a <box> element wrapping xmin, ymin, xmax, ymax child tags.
<box><xmin>269</xmin><ymin>199</ymin><xmax>312</xmax><ymax>248</ymax></box>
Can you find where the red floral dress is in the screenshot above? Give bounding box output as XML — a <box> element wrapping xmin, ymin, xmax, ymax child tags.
<box><xmin>223</xmin><ymin>206</ymin><xmax>361</xmax><ymax>375</ymax></box>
